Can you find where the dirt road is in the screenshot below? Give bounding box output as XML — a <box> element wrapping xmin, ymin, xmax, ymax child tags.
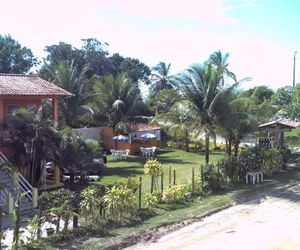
<box><xmin>126</xmin><ymin>182</ymin><xmax>300</xmax><ymax>250</ymax></box>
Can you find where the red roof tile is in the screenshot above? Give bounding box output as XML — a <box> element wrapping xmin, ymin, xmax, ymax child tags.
<box><xmin>0</xmin><ymin>74</ymin><xmax>73</xmax><ymax>96</ymax></box>
<box><xmin>258</xmin><ymin>120</ymin><xmax>299</xmax><ymax>129</ymax></box>
<box><xmin>129</xmin><ymin>123</ymin><xmax>160</xmax><ymax>132</ymax></box>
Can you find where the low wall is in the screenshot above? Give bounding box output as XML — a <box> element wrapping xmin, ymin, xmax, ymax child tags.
<box><xmin>73</xmin><ymin>127</ymin><xmax>105</xmax><ymax>141</ymax></box>
<box><xmin>73</xmin><ymin>127</ymin><xmax>161</xmax><ymax>155</ymax></box>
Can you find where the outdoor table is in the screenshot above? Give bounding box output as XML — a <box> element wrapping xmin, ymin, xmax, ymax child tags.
<box><xmin>111</xmin><ymin>149</ymin><xmax>129</xmax><ymax>160</ymax></box>
<box><xmin>140</xmin><ymin>147</ymin><xmax>156</xmax><ymax>157</ymax></box>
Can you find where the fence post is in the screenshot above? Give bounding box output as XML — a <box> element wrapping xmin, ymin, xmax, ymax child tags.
<box><xmin>8</xmin><ymin>192</ymin><xmax>13</xmax><ymax>214</ymax></box>
<box><xmin>169</xmin><ymin>166</ymin><xmax>172</xmax><ymax>187</ymax></box>
<box><xmin>151</xmin><ymin>176</ymin><xmax>154</xmax><ymax>193</ymax></box>
<box><xmin>173</xmin><ymin>170</ymin><xmax>176</xmax><ymax>185</ymax></box>
<box><xmin>54</xmin><ymin>165</ymin><xmax>61</xmax><ymax>185</ymax></box>
<box><xmin>32</xmin><ymin>187</ymin><xmax>38</xmax><ymax>208</ymax></box>
<box><xmin>200</xmin><ymin>165</ymin><xmax>204</xmax><ymax>190</ymax></box>
<box><xmin>138</xmin><ymin>177</ymin><xmax>142</xmax><ymax>209</ymax></box>
<box><xmin>12</xmin><ymin>171</ymin><xmax>18</xmax><ymax>187</ymax></box>
<box><xmin>192</xmin><ymin>167</ymin><xmax>195</xmax><ymax>192</ymax></box>
<box><xmin>161</xmin><ymin>171</ymin><xmax>164</xmax><ymax>193</ymax></box>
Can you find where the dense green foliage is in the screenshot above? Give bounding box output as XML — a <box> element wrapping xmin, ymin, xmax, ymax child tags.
<box><xmin>0</xmin><ymin>34</ymin><xmax>37</xmax><ymax>73</ymax></box>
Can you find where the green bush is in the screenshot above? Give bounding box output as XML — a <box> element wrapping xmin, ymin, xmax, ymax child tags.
<box><xmin>103</xmin><ymin>185</ymin><xmax>136</xmax><ymax>220</ymax></box>
<box><xmin>80</xmin><ymin>187</ymin><xmax>102</xmax><ymax>222</ymax></box>
<box><xmin>162</xmin><ymin>184</ymin><xmax>185</xmax><ymax>203</ymax></box>
<box><xmin>260</xmin><ymin>148</ymin><xmax>281</xmax><ymax>176</ymax></box>
<box><xmin>144</xmin><ymin>193</ymin><xmax>159</xmax><ymax>209</ymax></box>
<box><xmin>184</xmin><ymin>176</ymin><xmax>203</xmax><ymax>194</ymax></box>
<box><xmin>201</xmin><ymin>164</ymin><xmax>226</xmax><ymax>192</ymax></box>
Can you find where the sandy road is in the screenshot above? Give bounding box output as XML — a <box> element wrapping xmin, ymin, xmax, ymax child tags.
<box><xmin>126</xmin><ymin>182</ymin><xmax>300</xmax><ymax>250</ymax></box>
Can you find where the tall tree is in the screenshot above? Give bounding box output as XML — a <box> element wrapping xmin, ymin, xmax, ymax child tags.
<box><xmin>149</xmin><ymin>62</ymin><xmax>174</xmax><ymax>93</ymax></box>
<box><xmin>274</xmin><ymin>86</ymin><xmax>293</xmax><ymax>107</ymax></box>
<box><xmin>208</xmin><ymin>50</ymin><xmax>236</xmax><ymax>85</ymax></box>
<box><xmin>147</xmin><ymin>88</ymin><xmax>181</xmax><ymax>114</ymax></box>
<box><xmin>0</xmin><ymin>34</ymin><xmax>37</xmax><ymax>74</ymax></box>
<box><xmin>5</xmin><ymin>107</ymin><xmax>61</xmax><ymax>186</ymax></box>
<box><xmin>39</xmin><ymin>42</ymin><xmax>85</xmax><ymax>79</ymax></box>
<box><xmin>164</xmin><ymin>62</ymin><xmax>237</xmax><ymax>163</ymax></box>
<box><xmin>91</xmin><ymin>74</ymin><xmax>145</xmax><ymax>131</ymax></box>
<box><xmin>48</xmin><ymin>61</ymin><xmax>94</xmax><ymax>127</ymax></box>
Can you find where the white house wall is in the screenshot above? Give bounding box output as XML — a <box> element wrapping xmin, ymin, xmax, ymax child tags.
<box><xmin>73</xmin><ymin>127</ymin><xmax>105</xmax><ymax>141</ymax></box>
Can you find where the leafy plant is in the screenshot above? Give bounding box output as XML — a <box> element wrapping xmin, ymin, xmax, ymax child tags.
<box><xmin>103</xmin><ymin>185</ymin><xmax>136</xmax><ymax>220</ymax></box>
<box><xmin>184</xmin><ymin>176</ymin><xmax>203</xmax><ymax>194</ymax></box>
<box><xmin>201</xmin><ymin>164</ymin><xmax>226</xmax><ymax>192</ymax></box>
<box><xmin>162</xmin><ymin>184</ymin><xmax>185</xmax><ymax>203</ymax></box>
<box><xmin>144</xmin><ymin>193</ymin><xmax>159</xmax><ymax>209</ymax></box>
<box><xmin>120</xmin><ymin>176</ymin><xmax>140</xmax><ymax>194</ymax></box>
<box><xmin>144</xmin><ymin>159</ymin><xmax>162</xmax><ymax>192</ymax></box>
<box><xmin>80</xmin><ymin>187</ymin><xmax>101</xmax><ymax>222</ymax></box>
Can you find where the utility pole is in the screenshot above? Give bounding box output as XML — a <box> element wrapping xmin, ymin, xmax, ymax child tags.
<box><xmin>293</xmin><ymin>51</ymin><xmax>297</xmax><ymax>87</ymax></box>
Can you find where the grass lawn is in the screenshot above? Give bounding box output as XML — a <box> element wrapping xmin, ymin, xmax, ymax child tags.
<box><xmin>285</xmin><ymin>126</ymin><xmax>300</xmax><ymax>146</ymax></box>
<box><xmin>94</xmin><ymin>149</ymin><xmax>225</xmax><ymax>194</ymax></box>
<box><xmin>81</xmin><ymin>158</ymin><xmax>300</xmax><ymax>250</ymax></box>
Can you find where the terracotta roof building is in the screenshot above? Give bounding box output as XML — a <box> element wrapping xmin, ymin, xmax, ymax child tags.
<box><xmin>0</xmin><ymin>74</ymin><xmax>73</xmax><ymax>123</ymax></box>
<box><xmin>129</xmin><ymin>123</ymin><xmax>160</xmax><ymax>132</ymax></box>
<box><xmin>0</xmin><ymin>74</ymin><xmax>72</xmax><ymax>96</ymax></box>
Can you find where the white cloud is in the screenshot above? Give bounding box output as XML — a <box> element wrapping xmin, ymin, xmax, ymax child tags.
<box><xmin>98</xmin><ymin>0</ymin><xmax>239</xmax><ymax>24</ymax></box>
<box><xmin>0</xmin><ymin>0</ymin><xmax>297</xmax><ymax>89</ymax></box>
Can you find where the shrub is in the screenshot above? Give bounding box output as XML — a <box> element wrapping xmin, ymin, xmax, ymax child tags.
<box><xmin>103</xmin><ymin>185</ymin><xmax>136</xmax><ymax>220</ymax></box>
<box><xmin>80</xmin><ymin>187</ymin><xmax>101</xmax><ymax>222</ymax></box>
<box><xmin>144</xmin><ymin>193</ymin><xmax>159</xmax><ymax>209</ymax></box>
<box><xmin>184</xmin><ymin>176</ymin><xmax>203</xmax><ymax>194</ymax></box>
<box><xmin>280</xmin><ymin>146</ymin><xmax>292</xmax><ymax>165</ymax></box>
<box><xmin>144</xmin><ymin>159</ymin><xmax>163</xmax><ymax>192</ymax></box>
<box><xmin>39</xmin><ymin>188</ymin><xmax>76</xmax><ymax>210</ymax></box>
<box><xmin>162</xmin><ymin>184</ymin><xmax>185</xmax><ymax>203</ymax></box>
<box><xmin>201</xmin><ymin>164</ymin><xmax>226</xmax><ymax>192</ymax></box>
<box><xmin>220</xmin><ymin>156</ymin><xmax>240</xmax><ymax>180</ymax></box>
<box><xmin>260</xmin><ymin>148</ymin><xmax>282</xmax><ymax>176</ymax></box>
<box><xmin>122</xmin><ymin>176</ymin><xmax>140</xmax><ymax>193</ymax></box>
<box><xmin>214</xmin><ymin>143</ymin><xmax>226</xmax><ymax>151</ymax></box>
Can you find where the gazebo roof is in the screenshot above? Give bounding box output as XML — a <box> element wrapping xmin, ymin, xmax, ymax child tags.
<box><xmin>258</xmin><ymin>120</ymin><xmax>299</xmax><ymax>131</ymax></box>
<box><xmin>0</xmin><ymin>74</ymin><xmax>73</xmax><ymax>96</ymax></box>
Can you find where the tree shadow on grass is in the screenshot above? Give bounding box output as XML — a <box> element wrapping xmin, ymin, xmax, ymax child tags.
<box><xmin>100</xmin><ymin>166</ymin><xmax>144</xmax><ymax>178</ymax></box>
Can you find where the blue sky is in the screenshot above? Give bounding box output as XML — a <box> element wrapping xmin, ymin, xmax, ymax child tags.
<box><xmin>1</xmin><ymin>0</ymin><xmax>300</xmax><ymax>89</ymax></box>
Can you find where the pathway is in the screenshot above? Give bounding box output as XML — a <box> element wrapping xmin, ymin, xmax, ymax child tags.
<box><xmin>127</xmin><ymin>181</ymin><xmax>300</xmax><ymax>250</ymax></box>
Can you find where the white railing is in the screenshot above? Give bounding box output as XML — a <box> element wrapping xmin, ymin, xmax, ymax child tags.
<box><xmin>0</xmin><ymin>188</ymin><xmax>9</xmax><ymax>205</ymax></box>
<box><xmin>17</xmin><ymin>172</ymin><xmax>33</xmax><ymax>201</ymax></box>
<box><xmin>0</xmin><ymin>151</ymin><xmax>33</xmax><ymax>202</ymax></box>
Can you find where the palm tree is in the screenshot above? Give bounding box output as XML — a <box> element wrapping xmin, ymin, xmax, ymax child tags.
<box><xmin>59</xmin><ymin>129</ymin><xmax>94</xmax><ymax>185</ymax></box>
<box><xmin>5</xmin><ymin>107</ymin><xmax>61</xmax><ymax>186</ymax></box>
<box><xmin>163</xmin><ymin>62</ymin><xmax>237</xmax><ymax>163</ymax></box>
<box><xmin>149</xmin><ymin>62</ymin><xmax>174</xmax><ymax>93</ymax></box>
<box><xmin>208</xmin><ymin>50</ymin><xmax>237</xmax><ymax>85</ymax></box>
<box><xmin>48</xmin><ymin>61</ymin><xmax>94</xmax><ymax>127</ymax></box>
<box><xmin>91</xmin><ymin>74</ymin><xmax>145</xmax><ymax>132</ymax></box>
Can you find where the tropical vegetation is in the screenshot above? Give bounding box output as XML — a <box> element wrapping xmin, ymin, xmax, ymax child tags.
<box><xmin>0</xmin><ymin>34</ymin><xmax>299</xmax><ymax>249</ymax></box>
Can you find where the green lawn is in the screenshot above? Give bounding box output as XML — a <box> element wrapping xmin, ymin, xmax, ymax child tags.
<box><xmin>81</xmin><ymin>160</ymin><xmax>300</xmax><ymax>250</ymax></box>
<box><xmin>285</xmin><ymin>126</ymin><xmax>300</xmax><ymax>146</ymax></box>
<box><xmin>95</xmin><ymin>149</ymin><xmax>224</xmax><ymax>194</ymax></box>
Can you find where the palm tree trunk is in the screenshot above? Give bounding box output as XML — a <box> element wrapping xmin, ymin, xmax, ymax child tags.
<box><xmin>228</xmin><ymin>139</ymin><xmax>232</xmax><ymax>156</ymax></box>
<box><xmin>184</xmin><ymin>130</ymin><xmax>189</xmax><ymax>152</ymax></box>
<box><xmin>234</xmin><ymin>139</ymin><xmax>240</xmax><ymax>157</ymax></box>
<box><xmin>213</xmin><ymin>134</ymin><xmax>217</xmax><ymax>149</ymax></box>
<box><xmin>205</xmin><ymin>132</ymin><xmax>210</xmax><ymax>164</ymax></box>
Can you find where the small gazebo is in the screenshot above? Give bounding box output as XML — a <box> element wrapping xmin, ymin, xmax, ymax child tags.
<box><xmin>257</xmin><ymin>120</ymin><xmax>299</xmax><ymax>148</ymax></box>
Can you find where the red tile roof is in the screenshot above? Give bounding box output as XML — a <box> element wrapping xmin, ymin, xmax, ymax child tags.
<box><xmin>129</xmin><ymin>123</ymin><xmax>160</xmax><ymax>132</ymax></box>
<box><xmin>258</xmin><ymin>120</ymin><xmax>299</xmax><ymax>129</ymax></box>
<box><xmin>0</xmin><ymin>74</ymin><xmax>73</xmax><ymax>96</ymax></box>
